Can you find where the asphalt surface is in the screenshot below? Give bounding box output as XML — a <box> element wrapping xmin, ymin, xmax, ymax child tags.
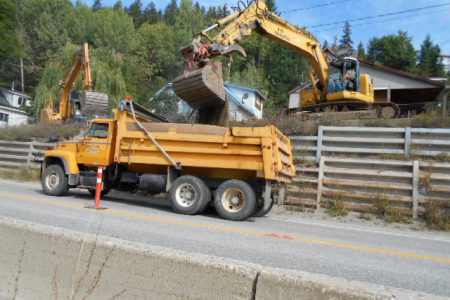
<box><xmin>0</xmin><ymin>179</ymin><xmax>449</xmax><ymax>297</ymax></box>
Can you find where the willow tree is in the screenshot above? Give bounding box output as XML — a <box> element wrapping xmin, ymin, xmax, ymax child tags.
<box><xmin>34</xmin><ymin>43</ymin><xmax>127</xmax><ymax>114</ymax></box>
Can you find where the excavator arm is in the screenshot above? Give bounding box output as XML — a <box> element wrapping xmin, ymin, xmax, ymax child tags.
<box><xmin>182</xmin><ymin>1</ymin><xmax>329</xmax><ymax>95</ymax></box>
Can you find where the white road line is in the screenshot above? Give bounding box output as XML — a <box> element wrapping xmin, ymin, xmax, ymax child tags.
<box><xmin>270</xmin><ymin>216</ymin><xmax>450</xmax><ymax>243</ymax></box>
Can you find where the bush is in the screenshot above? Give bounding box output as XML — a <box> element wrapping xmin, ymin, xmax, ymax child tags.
<box><xmin>424</xmin><ymin>200</ymin><xmax>450</xmax><ymax>231</ymax></box>
<box><xmin>327</xmin><ymin>198</ymin><xmax>348</xmax><ymax>217</ymax></box>
<box><xmin>0</xmin><ymin>123</ymin><xmax>82</xmax><ymax>141</ymax></box>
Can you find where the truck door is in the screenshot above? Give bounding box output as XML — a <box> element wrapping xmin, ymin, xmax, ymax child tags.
<box><xmin>77</xmin><ymin>122</ymin><xmax>113</xmax><ymax>166</ymax></box>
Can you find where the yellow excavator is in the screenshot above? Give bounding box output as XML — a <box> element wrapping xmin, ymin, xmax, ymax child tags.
<box><xmin>173</xmin><ymin>0</ymin><xmax>399</xmax><ymax>122</ymax></box>
<box><xmin>41</xmin><ymin>43</ymin><xmax>109</xmax><ymax>123</ymax></box>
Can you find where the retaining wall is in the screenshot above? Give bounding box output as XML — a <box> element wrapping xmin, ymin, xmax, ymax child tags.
<box><xmin>0</xmin><ymin>217</ymin><xmax>442</xmax><ymax>300</ymax></box>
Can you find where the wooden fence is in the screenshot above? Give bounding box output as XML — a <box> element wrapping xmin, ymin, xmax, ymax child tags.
<box><xmin>0</xmin><ymin>140</ymin><xmax>54</xmax><ymax>170</ymax></box>
<box><xmin>289</xmin><ymin>126</ymin><xmax>450</xmax><ymax>217</ymax></box>
<box><xmin>291</xmin><ymin>126</ymin><xmax>450</xmax><ymax>163</ymax></box>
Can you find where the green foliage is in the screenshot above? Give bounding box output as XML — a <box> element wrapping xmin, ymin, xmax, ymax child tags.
<box><xmin>417</xmin><ymin>35</ymin><xmax>445</xmax><ymax>77</ymax></box>
<box><xmin>34</xmin><ymin>43</ymin><xmax>127</xmax><ymax>112</ymax></box>
<box><xmin>357</xmin><ymin>41</ymin><xmax>365</xmax><ymax>59</ymax></box>
<box><xmin>366</xmin><ymin>31</ymin><xmax>417</xmax><ymax>72</ymax></box>
<box><xmin>327</xmin><ymin>198</ymin><xmax>347</xmax><ymax>217</ymax></box>
<box><xmin>339</xmin><ymin>21</ymin><xmax>353</xmax><ymax>50</ymax></box>
<box><xmin>0</xmin><ymin>0</ymin><xmax>22</xmax><ymax>87</ymax></box>
<box><xmin>424</xmin><ymin>200</ymin><xmax>450</xmax><ymax>231</ymax></box>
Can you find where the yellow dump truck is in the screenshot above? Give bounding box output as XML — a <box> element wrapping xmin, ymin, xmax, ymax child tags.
<box><xmin>40</xmin><ymin>100</ymin><xmax>295</xmax><ymax>221</ymax></box>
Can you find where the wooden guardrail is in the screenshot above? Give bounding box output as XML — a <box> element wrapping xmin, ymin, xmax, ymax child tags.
<box><xmin>288</xmin><ymin>126</ymin><xmax>450</xmax><ymax>217</ymax></box>
<box><xmin>291</xmin><ymin>126</ymin><xmax>450</xmax><ymax>163</ymax></box>
<box><xmin>0</xmin><ymin>140</ymin><xmax>54</xmax><ymax>170</ymax></box>
<box><xmin>287</xmin><ymin>157</ymin><xmax>450</xmax><ymax>218</ymax></box>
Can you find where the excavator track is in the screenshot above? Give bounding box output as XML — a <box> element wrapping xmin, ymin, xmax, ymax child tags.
<box><xmin>302</xmin><ymin>101</ymin><xmax>400</xmax><ymax>118</ymax></box>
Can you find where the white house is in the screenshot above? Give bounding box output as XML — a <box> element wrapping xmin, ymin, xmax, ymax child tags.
<box><xmin>176</xmin><ymin>82</ymin><xmax>266</xmax><ymax>122</ymax></box>
<box><xmin>0</xmin><ymin>88</ymin><xmax>31</xmax><ymax>127</ymax></box>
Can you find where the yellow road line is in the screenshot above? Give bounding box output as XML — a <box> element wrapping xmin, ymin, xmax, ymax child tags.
<box><xmin>2</xmin><ymin>191</ymin><xmax>450</xmax><ymax>264</ymax></box>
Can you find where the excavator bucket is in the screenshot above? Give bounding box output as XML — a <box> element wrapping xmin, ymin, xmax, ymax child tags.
<box><xmin>80</xmin><ymin>91</ymin><xmax>110</xmax><ymax>117</ymax></box>
<box><xmin>172</xmin><ymin>62</ymin><xmax>226</xmax><ymax>110</ymax></box>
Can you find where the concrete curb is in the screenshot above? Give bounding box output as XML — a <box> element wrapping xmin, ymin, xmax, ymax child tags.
<box><xmin>0</xmin><ymin>216</ymin><xmax>447</xmax><ymax>300</ymax></box>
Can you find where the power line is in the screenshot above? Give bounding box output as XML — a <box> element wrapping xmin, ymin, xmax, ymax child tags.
<box><xmin>307</xmin><ymin>2</ymin><xmax>450</xmax><ymax>28</ymax></box>
<box><xmin>279</xmin><ymin>0</ymin><xmax>351</xmax><ymax>15</ymax></box>
<box><xmin>314</xmin><ymin>8</ymin><xmax>450</xmax><ymax>33</ymax></box>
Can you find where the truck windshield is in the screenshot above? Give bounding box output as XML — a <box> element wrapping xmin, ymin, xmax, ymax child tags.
<box><xmin>89</xmin><ymin>123</ymin><xmax>109</xmax><ymax>139</ymax></box>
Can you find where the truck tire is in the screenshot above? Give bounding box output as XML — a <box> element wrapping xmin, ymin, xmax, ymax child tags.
<box><xmin>41</xmin><ymin>164</ymin><xmax>69</xmax><ymax>196</ymax></box>
<box><xmin>88</xmin><ymin>189</ymin><xmax>111</xmax><ymax>198</ymax></box>
<box><xmin>254</xmin><ymin>198</ymin><xmax>274</xmax><ymax>217</ymax></box>
<box><xmin>169</xmin><ymin>176</ymin><xmax>211</xmax><ymax>215</ymax></box>
<box><xmin>214</xmin><ymin>180</ymin><xmax>256</xmax><ymax>221</ymax></box>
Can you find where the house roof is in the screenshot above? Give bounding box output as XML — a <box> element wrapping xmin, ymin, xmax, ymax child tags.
<box><xmin>0</xmin><ymin>89</ymin><xmax>13</xmax><ymax>108</ymax></box>
<box><xmin>0</xmin><ymin>87</ymin><xmax>31</xmax><ymax>99</ymax></box>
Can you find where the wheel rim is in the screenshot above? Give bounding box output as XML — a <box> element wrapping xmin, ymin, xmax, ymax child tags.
<box><xmin>46</xmin><ymin>171</ymin><xmax>60</xmax><ymax>191</ymax></box>
<box><xmin>221</xmin><ymin>188</ymin><xmax>245</xmax><ymax>213</ymax></box>
<box><xmin>175</xmin><ymin>183</ymin><xmax>197</xmax><ymax>207</ymax></box>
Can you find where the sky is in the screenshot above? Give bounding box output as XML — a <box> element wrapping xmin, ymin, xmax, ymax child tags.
<box><xmin>79</xmin><ymin>0</ymin><xmax>450</xmax><ymax>54</ymax></box>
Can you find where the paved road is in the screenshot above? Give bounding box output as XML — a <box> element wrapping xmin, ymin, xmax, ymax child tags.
<box><xmin>0</xmin><ymin>179</ymin><xmax>449</xmax><ymax>297</ymax></box>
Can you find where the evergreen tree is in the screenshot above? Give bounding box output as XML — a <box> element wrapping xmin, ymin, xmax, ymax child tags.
<box><xmin>366</xmin><ymin>31</ymin><xmax>417</xmax><ymax>72</ymax></box>
<box><xmin>331</xmin><ymin>35</ymin><xmax>339</xmax><ymax>52</ymax></box>
<box><xmin>417</xmin><ymin>35</ymin><xmax>445</xmax><ymax>77</ymax></box>
<box><xmin>264</xmin><ymin>0</ymin><xmax>277</xmax><ymax>13</ymax></box>
<box><xmin>0</xmin><ymin>0</ymin><xmax>22</xmax><ymax>87</ymax></box>
<box><xmin>127</xmin><ymin>0</ymin><xmax>144</xmax><ymax>28</ymax></box>
<box><xmin>164</xmin><ymin>0</ymin><xmax>178</xmax><ymax>25</ymax></box>
<box><xmin>143</xmin><ymin>2</ymin><xmax>161</xmax><ymax>24</ymax></box>
<box><xmin>113</xmin><ymin>1</ymin><xmax>123</xmax><ymax>11</ymax></box>
<box><xmin>357</xmin><ymin>41</ymin><xmax>365</xmax><ymax>59</ymax></box>
<box><xmin>339</xmin><ymin>21</ymin><xmax>353</xmax><ymax>49</ymax></box>
<box><xmin>92</xmin><ymin>0</ymin><xmax>102</xmax><ymax>12</ymax></box>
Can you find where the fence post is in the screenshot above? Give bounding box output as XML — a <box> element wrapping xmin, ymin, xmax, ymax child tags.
<box><xmin>316</xmin><ymin>157</ymin><xmax>325</xmax><ymax>211</ymax></box>
<box><xmin>316</xmin><ymin>126</ymin><xmax>323</xmax><ymax>163</ymax></box>
<box><xmin>404</xmin><ymin>127</ymin><xmax>411</xmax><ymax>158</ymax></box>
<box><xmin>412</xmin><ymin>160</ymin><xmax>419</xmax><ymax>219</ymax></box>
<box><xmin>26</xmin><ymin>141</ymin><xmax>33</xmax><ymax>166</ymax></box>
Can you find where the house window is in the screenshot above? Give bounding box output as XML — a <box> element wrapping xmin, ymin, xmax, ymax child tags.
<box><xmin>18</xmin><ymin>97</ymin><xmax>27</xmax><ymax>106</ymax></box>
<box><xmin>255</xmin><ymin>97</ymin><xmax>262</xmax><ymax>111</ymax></box>
<box><xmin>0</xmin><ymin>112</ymin><xmax>9</xmax><ymax>123</ymax></box>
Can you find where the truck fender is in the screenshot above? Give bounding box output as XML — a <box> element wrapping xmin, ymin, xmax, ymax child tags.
<box><xmin>44</xmin><ymin>153</ymin><xmax>78</xmax><ymax>174</ymax></box>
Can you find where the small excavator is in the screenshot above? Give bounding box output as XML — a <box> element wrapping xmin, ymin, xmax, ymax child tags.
<box><xmin>173</xmin><ymin>0</ymin><xmax>399</xmax><ymax>124</ymax></box>
<box><xmin>40</xmin><ymin>43</ymin><xmax>109</xmax><ymax>123</ymax></box>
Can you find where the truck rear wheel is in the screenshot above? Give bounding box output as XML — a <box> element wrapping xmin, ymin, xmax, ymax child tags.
<box><xmin>41</xmin><ymin>164</ymin><xmax>69</xmax><ymax>196</ymax></box>
<box><xmin>214</xmin><ymin>180</ymin><xmax>256</xmax><ymax>221</ymax></box>
<box><xmin>169</xmin><ymin>176</ymin><xmax>211</xmax><ymax>215</ymax></box>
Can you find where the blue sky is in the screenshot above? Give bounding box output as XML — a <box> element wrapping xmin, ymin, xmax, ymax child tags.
<box><xmin>79</xmin><ymin>0</ymin><xmax>450</xmax><ymax>53</ymax></box>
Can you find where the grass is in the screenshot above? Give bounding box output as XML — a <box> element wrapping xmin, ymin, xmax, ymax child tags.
<box><xmin>424</xmin><ymin>200</ymin><xmax>450</xmax><ymax>231</ymax></box>
<box><xmin>327</xmin><ymin>198</ymin><xmax>348</xmax><ymax>217</ymax></box>
<box><xmin>0</xmin><ymin>167</ymin><xmax>41</xmax><ymax>182</ymax></box>
<box><xmin>375</xmin><ymin>197</ymin><xmax>412</xmax><ymax>224</ymax></box>
<box><xmin>0</xmin><ymin>122</ymin><xmax>83</xmax><ymax>142</ymax></box>
<box><xmin>238</xmin><ymin>109</ymin><xmax>450</xmax><ymax>137</ymax></box>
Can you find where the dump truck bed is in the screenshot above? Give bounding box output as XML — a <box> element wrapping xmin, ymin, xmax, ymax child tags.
<box><xmin>113</xmin><ymin>108</ymin><xmax>295</xmax><ymax>183</ymax></box>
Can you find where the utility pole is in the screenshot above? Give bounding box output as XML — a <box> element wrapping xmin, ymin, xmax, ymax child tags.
<box><xmin>20</xmin><ymin>57</ymin><xmax>24</xmax><ymax>93</ymax></box>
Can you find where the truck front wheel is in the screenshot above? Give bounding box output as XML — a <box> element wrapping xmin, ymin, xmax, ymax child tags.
<box><xmin>169</xmin><ymin>176</ymin><xmax>211</xmax><ymax>215</ymax></box>
<box><xmin>41</xmin><ymin>164</ymin><xmax>69</xmax><ymax>196</ymax></box>
<box><xmin>214</xmin><ymin>180</ymin><xmax>256</xmax><ymax>221</ymax></box>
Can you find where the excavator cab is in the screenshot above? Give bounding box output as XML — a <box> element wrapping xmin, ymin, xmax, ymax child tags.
<box><xmin>328</xmin><ymin>57</ymin><xmax>359</xmax><ymax>93</ymax></box>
